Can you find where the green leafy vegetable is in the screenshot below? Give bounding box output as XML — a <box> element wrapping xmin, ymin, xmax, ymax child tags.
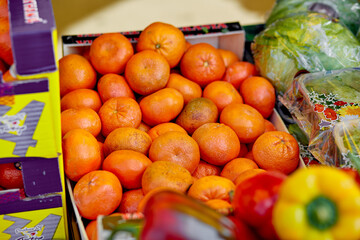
<box><xmin>266</xmin><ymin>0</ymin><xmax>360</xmax><ymax>36</ymax></box>
<box><xmin>252</xmin><ymin>13</ymin><xmax>360</xmax><ymax>95</ymax></box>
<box><xmin>304</xmin><ymin>70</ymin><xmax>360</xmax><ymax>103</ymax></box>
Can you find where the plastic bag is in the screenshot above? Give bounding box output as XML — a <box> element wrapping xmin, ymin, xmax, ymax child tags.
<box><xmin>251</xmin><ymin>13</ymin><xmax>360</xmax><ymax>95</ymax></box>
<box><xmin>333</xmin><ymin>118</ymin><xmax>360</xmax><ymax>171</ymax></box>
<box><xmin>266</xmin><ymin>0</ymin><xmax>360</xmax><ymax>37</ymax></box>
<box><xmin>279</xmin><ymin>68</ymin><xmax>360</xmax><ymax>166</ymax></box>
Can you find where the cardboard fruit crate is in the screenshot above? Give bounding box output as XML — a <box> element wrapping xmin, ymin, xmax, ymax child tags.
<box><xmin>0</xmin><ymin>0</ymin><xmax>68</xmax><ymax>239</ymax></box>
<box><xmin>61</xmin><ymin>22</ymin><xmax>305</xmax><ymax>240</ymax></box>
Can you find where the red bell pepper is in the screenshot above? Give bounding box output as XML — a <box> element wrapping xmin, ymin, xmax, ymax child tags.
<box><xmin>106</xmin><ymin>190</ymin><xmax>259</xmax><ymax>240</ymax></box>
<box><xmin>232</xmin><ymin>171</ymin><xmax>287</xmax><ymax>240</ymax></box>
<box><xmin>227</xmin><ymin>215</ymin><xmax>261</xmax><ymax>240</ymax></box>
<box><xmin>140</xmin><ymin>190</ymin><xmax>243</xmax><ymax>240</ymax></box>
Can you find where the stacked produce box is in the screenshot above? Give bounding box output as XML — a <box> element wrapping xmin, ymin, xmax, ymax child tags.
<box><xmin>0</xmin><ymin>0</ymin><xmax>68</xmax><ymax>239</ymax></box>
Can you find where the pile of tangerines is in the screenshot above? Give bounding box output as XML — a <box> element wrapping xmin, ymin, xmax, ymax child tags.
<box><xmin>59</xmin><ymin>22</ymin><xmax>300</xmax><ymax>239</ymax></box>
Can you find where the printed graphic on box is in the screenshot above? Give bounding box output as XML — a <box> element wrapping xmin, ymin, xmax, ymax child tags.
<box><xmin>0</xmin><ymin>79</ymin><xmax>57</xmax><ymax>158</ymax></box>
<box><xmin>0</xmin><ymin>207</ymin><xmax>66</xmax><ymax>240</ymax></box>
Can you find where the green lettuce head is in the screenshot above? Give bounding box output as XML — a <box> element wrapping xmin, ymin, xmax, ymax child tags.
<box><xmin>251</xmin><ymin>13</ymin><xmax>360</xmax><ymax>95</ymax></box>
<box><xmin>266</xmin><ymin>0</ymin><xmax>360</xmax><ymax>36</ymax></box>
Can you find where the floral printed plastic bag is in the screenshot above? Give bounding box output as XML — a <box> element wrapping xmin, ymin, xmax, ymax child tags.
<box><xmin>287</xmin><ymin>123</ymin><xmax>320</xmax><ymax>166</ymax></box>
<box><xmin>280</xmin><ymin>68</ymin><xmax>360</xmax><ymax>167</ymax></box>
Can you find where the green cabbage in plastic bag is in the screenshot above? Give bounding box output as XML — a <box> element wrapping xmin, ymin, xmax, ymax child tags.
<box><xmin>266</xmin><ymin>0</ymin><xmax>360</xmax><ymax>36</ymax></box>
<box><xmin>252</xmin><ymin>13</ymin><xmax>360</xmax><ymax>95</ymax></box>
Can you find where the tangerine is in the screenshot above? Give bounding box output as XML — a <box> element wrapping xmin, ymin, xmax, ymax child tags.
<box><xmin>60</xmin><ymin>89</ymin><xmax>102</xmax><ymax>112</ymax></box>
<box><xmin>166</xmin><ymin>73</ymin><xmax>202</xmax><ymax>105</ymax></box>
<box><xmin>102</xmin><ymin>150</ymin><xmax>152</xmax><ymax>189</ymax></box>
<box><xmin>252</xmin><ymin>131</ymin><xmax>300</xmax><ymax>175</ymax></box>
<box><xmin>137</xmin><ymin>122</ymin><xmax>151</xmax><ymax>132</ymax></box>
<box><xmin>175</xmin><ymin>97</ymin><xmax>218</xmax><ymax>134</ymax></box>
<box><xmin>125</xmin><ymin>50</ymin><xmax>170</xmax><ymax>95</ymax></box>
<box><xmin>187</xmin><ymin>175</ymin><xmax>235</xmax><ymax>202</ymax></box>
<box><xmin>220</xmin><ymin>103</ymin><xmax>265</xmax><ymax>143</ymax></box>
<box><xmin>264</xmin><ymin>119</ymin><xmax>277</xmax><ymax>132</ymax></box>
<box><xmin>118</xmin><ymin>189</ymin><xmax>144</xmax><ymax>214</ymax></box>
<box><xmin>97</xmin><ymin>73</ymin><xmax>135</xmax><ymax>103</ymax></box>
<box><xmin>147</xmin><ymin>122</ymin><xmax>187</xmax><ymax>141</ymax></box>
<box><xmin>192</xmin><ymin>122</ymin><xmax>240</xmax><ymax>166</ymax></box>
<box><xmin>180</xmin><ymin>43</ymin><xmax>226</xmax><ymax>87</ymax></box>
<box><xmin>234</xmin><ymin>169</ymin><xmax>266</xmax><ymax>186</ymax></box>
<box><xmin>2</xmin><ymin>69</ymin><xmax>16</xmax><ymax>82</ymax></box>
<box><xmin>203</xmin><ymin>80</ymin><xmax>243</xmax><ymax>112</ymax></box>
<box><xmin>139</xmin><ymin>88</ymin><xmax>184</xmax><ymax>126</ymax></box>
<box><xmin>85</xmin><ymin>220</ymin><xmax>97</xmax><ymax>240</ymax></box>
<box><xmin>222</xmin><ymin>61</ymin><xmax>258</xmax><ymax>89</ymax></box>
<box><xmin>0</xmin><ymin>162</ymin><xmax>24</xmax><ymax>189</ymax></box>
<box><xmin>220</xmin><ymin>158</ymin><xmax>259</xmax><ymax>182</ymax></box>
<box><xmin>218</xmin><ymin>49</ymin><xmax>239</xmax><ymax>68</ymax></box>
<box><xmin>136</xmin><ymin>22</ymin><xmax>186</xmax><ymax>68</ymax></box>
<box><xmin>89</xmin><ymin>32</ymin><xmax>134</xmax><ymax>75</ymax></box>
<box><xmin>192</xmin><ymin>160</ymin><xmax>222</xmax><ymax>180</ymax></box>
<box><xmin>149</xmin><ymin>131</ymin><xmax>200</xmax><ymax>174</ymax></box>
<box><xmin>59</xmin><ymin>54</ymin><xmax>97</xmax><ymax>97</ymax></box>
<box><xmin>103</xmin><ymin>127</ymin><xmax>152</xmax><ymax>156</ymax></box>
<box><xmin>205</xmin><ymin>199</ymin><xmax>233</xmax><ymax>215</ymax></box>
<box><xmin>240</xmin><ymin>76</ymin><xmax>275</xmax><ymax>119</ymax></box>
<box><xmin>0</xmin><ymin>17</ymin><xmax>13</xmax><ymax>66</ymax></box>
<box><xmin>141</xmin><ymin>161</ymin><xmax>193</xmax><ymax>195</ymax></box>
<box><xmin>98</xmin><ymin>97</ymin><xmax>142</xmax><ymax>137</ymax></box>
<box><xmin>73</xmin><ymin>170</ymin><xmax>122</xmax><ymax>220</ymax></box>
<box><xmin>62</xmin><ymin>129</ymin><xmax>102</xmax><ymax>182</ymax></box>
<box><xmin>61</xmin><ymin>108</ymin><xmax>101</xmax><ymax>137</ymax></box>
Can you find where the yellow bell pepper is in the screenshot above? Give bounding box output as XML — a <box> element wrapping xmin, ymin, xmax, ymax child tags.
<box><xmin>273</xmin><ymin>166</ymin><xmax>360</xmax><ymax>240</ymax></box>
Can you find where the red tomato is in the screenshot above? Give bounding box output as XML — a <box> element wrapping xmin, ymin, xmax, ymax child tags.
<box><xmin>232</xmin><ymin>171</ymin><xmax>286</xmax><ymax>240</ymax></box>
